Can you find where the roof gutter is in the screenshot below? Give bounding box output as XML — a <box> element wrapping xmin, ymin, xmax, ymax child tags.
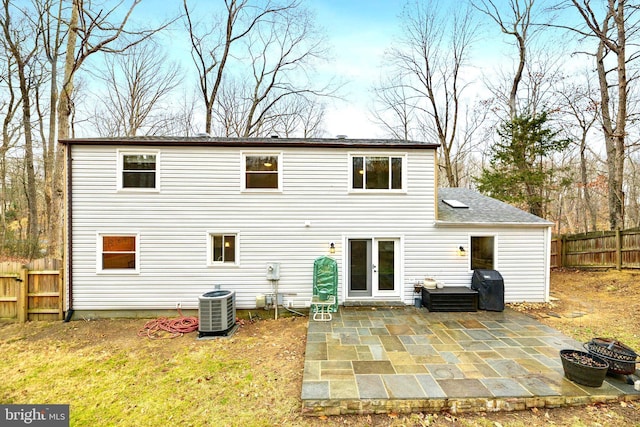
<box><xmin>435</xmin><ymin>220</ymin><xmax>553</xmax><ymax>229</ymax></box>
<box><xmin>58</xmin><ymin>138</ymin><xmax>440</xmax><ymax>150</ymax></box>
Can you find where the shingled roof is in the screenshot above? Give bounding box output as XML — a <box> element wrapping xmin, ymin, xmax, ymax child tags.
<box><xmin>437</xmin><ymin>187</ymin><xmax>553</xmax><ymax>226</ymax></box>
<box><xmin>59</xmin><ymin>136</ymin><xmax>439</xmax><ymax>149</ymax></box>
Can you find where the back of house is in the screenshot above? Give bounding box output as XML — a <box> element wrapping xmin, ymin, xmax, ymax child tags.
<box><xmin>60</xmin><ymin>136</ymin><xmax>552</xmax><ymax>318</ymax></box>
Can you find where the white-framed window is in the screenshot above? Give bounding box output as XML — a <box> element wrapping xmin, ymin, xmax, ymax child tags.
<box><xmin>350</xmin><ymin>154</ymin><xmax>406</xmax><ymax>191</ymax></box>
<box><xmin>117</xmin><ymin>150</ymin><xmax>160</xmax><ymax>191</ymax></box>
<box><xmin>470</xmin><ymin>235</ymin><xmax>496</xmax><ymax>270</ymax></box>
<box><xmin>207</xmin><ymin>232</ymin><xmax>239</xmax><ymax>266</ymax></box>
<box><xmin>97</xmin><ymin>233</ymin><xmax>140</xmax><ymax>274</ymax></box>
<box><xmin>242</xmin><ymin>152</ymin><xmax>282</xmax><ymax>191</ymax></box>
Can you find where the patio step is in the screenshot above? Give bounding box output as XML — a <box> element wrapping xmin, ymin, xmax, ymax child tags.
<box><xmin>343</xmin><ymin>300</ymin><xmax>405</xmax><ymax>307</ymax></box>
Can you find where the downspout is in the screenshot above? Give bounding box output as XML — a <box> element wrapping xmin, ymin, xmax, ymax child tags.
<box><xmin>433</xmin><ymin>150</ymin><xmax>439</xmax><ymax>222</ymax></box>
<box><xmin>543</xmin><ymin>225</ymin><xmax>551</xmax><ymax>303</ymax></box>
<box><xmin>63</xmin><ymin>142</ymin><xmax>74</xmax><ymax>322</ymax></box>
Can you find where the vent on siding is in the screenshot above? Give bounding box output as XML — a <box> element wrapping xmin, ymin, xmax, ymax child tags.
<box><xmin>198</xmin><ymin>290</ymin><xmax>236</xmax><ymax>337</ymax></box>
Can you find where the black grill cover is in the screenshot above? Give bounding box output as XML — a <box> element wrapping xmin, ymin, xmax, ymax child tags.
<box><xmin>471</xmin><ymin>269</ymin><xmax>504</xmax><ymax>311</ymax></box>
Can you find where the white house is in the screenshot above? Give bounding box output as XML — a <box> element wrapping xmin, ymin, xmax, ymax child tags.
<box><xmin>60</xmin><ymin>136</ymin><xmax>553</xmax><ymax>318</ymax></box>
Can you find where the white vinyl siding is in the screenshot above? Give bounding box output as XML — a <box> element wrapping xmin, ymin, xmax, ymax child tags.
<box><xmin>68</xmin><ymin>145</ymin><xmax>549</xmax><ymax>311</ymax></box>
<box><xmin>422</xmin><ymin>225</ymin><xmax>549</xmax><ymax>304</ymax></box>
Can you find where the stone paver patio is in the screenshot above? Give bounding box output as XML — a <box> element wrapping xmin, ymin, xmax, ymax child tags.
<box><xmin>301</xmin><ymin>306</ymin><xmax>640</xmax><ymax>416</ymax></box>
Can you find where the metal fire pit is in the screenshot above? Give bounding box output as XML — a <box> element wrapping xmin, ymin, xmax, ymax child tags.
<box><xmin>585</xmin><ymin>338</ymin><xmax>638</xmax><ymax>375</ymax></box>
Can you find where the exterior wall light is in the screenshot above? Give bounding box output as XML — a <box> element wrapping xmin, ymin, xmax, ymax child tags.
<box><xmin>457</xmin><ymin>246</ymin><xmax>466</xmax><ymax>256</ymax></box>
<box><xmin>329</xmin><ymin>242</ymin><xmax>336</xmax><ymax>254</ymax></box>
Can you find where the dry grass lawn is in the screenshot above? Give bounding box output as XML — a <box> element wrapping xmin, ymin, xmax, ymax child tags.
<box><xmin>1</xmin><ymin>269</ymin><xmax>640</xmax><ymax>426</ymax></box>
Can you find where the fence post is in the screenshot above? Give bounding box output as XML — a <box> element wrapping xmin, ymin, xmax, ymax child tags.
<box><xmin>560</xmin><ymin>235</ymin><xmax>566</xmax><ymax>268</ymax></box>
<box><xmin>17</xmin><ymin>266</ymin><xmax>28</xmax><ymax>323</ymax></box>
<box><xmin>616</xmin><ymin>228</ymin><xmax>622</xmax><ymax>270</ymax></box>
<box><xmin>58</xmin><ymin>267</ymin><xmax>64</xmax><ymax>320</ymax></box>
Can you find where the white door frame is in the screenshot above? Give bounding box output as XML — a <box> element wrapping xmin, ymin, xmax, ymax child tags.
<box><xmin>343</xmin><ymin>235</ymin><xmax>403</xmax><ymax>300</ymax></box>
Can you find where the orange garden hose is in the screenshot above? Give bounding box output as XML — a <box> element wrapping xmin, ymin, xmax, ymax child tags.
<box><xmin>138</xmin><ymin>308</ymin><xmax>199</xmax><ymax>339</ymax></box>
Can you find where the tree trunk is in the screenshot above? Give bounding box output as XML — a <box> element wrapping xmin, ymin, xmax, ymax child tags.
<box><xmin>43</xmin><ymin>0</ymin><xmax>63</xmax><ymax>256</ymax></box>
<box><xmin>574</xmin><ymin>0</ymin><xmax>627</xmax><ymax>231</ymax></box>
<box><xmin>510</xmin><ymin>32</ymin><xmax>526</xmax><ymax>118</ymax></box>
<box><xmin>594</xmin><ymin>10</ymin><xmax>625</xmax><ymax>231</ymax></box>
<box><xmin>57</xmin><ymin>0</ymin><xmax>78</xmax><ymax>142</ymax></box>
<box><xmin>17</xmin><ymin>68</ymin><xmax>39</xmax><ymax>256</ymax></box>
<box><xmin>612</xmin><ymin>0</ymin><xmax>627</xmax><ymax>229</ymax></box>
<box><xmin>2</xmin><ymin>0</ymin><xmax>39</xmax><ymax>256</ymax></box>
<box><xmin>49</xmin><ymin>0</ymin><xmax>79</xmax><ymax>257</ymax></box>
<box><xmin>579</xmin><ymin>136</ymin><xmax>597</xmax><ymax>231</ymax></box>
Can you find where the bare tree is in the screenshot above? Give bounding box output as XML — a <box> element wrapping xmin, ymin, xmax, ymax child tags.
<box><xmin>0</xmin><ymin>48</ymin><xmax>22</xmax><ymax>249</ymax></box>
<box><xmin>90</xmin><ymin>42</ymin><xmax>181</xmax><ymax>137</ymax></box>
<box><xmin>240</xmin><ymin>4</ymin><xmax>330</xmax><ymax>137</ymax></box>
<box><xmin>58</xmin><ymin>1</ymin><xmax>173</xmax><ymax>139</ymax></box>
<box><xmin>184</xmin><ymin>0</ymin><xmax>296</xmax><ymax>135</ymax></box>
<box><xmin>265</xmin><ymin>96</ymin><xmax>326</xmax><ymax>138</ymax></box>
<box><xmin>555</xmin><ymin>70</ymin><xmax>600</xmax><ymax>232</ymax></box>
<box><xmin>473</xmin><ymin>0</ymin><xmax>539</xmax><ymax>118</ymax></box>
<box><xmin>562</xmin><ymin>0</ymin><xmax>640</xmax><ymax>230</ymax></box>
<box><xmin>209</xmin><ymin>78</ymin><xmax>248</xmax><ymax>137</ymax></box>
<box><xmin>1</xmin><ymin>0</ymin><xmax>42</xmax><ymax>256</ymax></box>
<box><xmin>184</xmin><ymin>0</ymin><xmax>333</xmax><ymax>137</ymax></box>
<box><xmin>38</xmin><ymin>0</ymin><xmax>174</xmax><ymax>256</ymax></box>
<box><xmin>370</xmin><ymin>77</ymin><xmax>417</xmax><ymax>141</ymax></box>
<box><xmin>376</xmin><ymin>0</ymin><xmax>479</xmax><ymax>187</ymax></box>
<box><xmin>166</xmin><ymin>90</ymin><xmax>200</xmax><ymax>137</ymax></box>
<box><xmin>33</xmin><ymin>0</ymin><xmax>65</xmax><ymax>256</ymax></box>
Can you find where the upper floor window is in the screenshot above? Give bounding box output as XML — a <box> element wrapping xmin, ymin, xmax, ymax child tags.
<box><xmin>352</xmin><ymin>155</ymin><xmax>404</xmax><ymax>190</ymax></box>
<box><xmin>243</xmin><ymin>153</ymin><xmax>281</xmax><ymax>191</ymax></box>
<box><xmin>118</xmin><ymin>151</ymin><xmax>159</xmax><ymax>190</ymax></box>
<box><xmin>471</xmin><ymin>235</ymin><xmax>495</xmax><ymax>270</ymax></box>
<box><xmin>99</xmin><ymin>234</ymin><xmax>139</xmax><ymax>273</ymax></box>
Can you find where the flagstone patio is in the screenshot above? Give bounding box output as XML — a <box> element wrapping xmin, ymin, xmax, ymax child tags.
<box><xmin>301</xmin><ymin>306</ymin><xmax>640</xmax><ymax>416</ymax></box>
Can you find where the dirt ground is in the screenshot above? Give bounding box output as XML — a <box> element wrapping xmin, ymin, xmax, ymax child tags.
<box><xmin>2</xmin><ymin>269</ymin><xmax>640</xmax><ymax>426</ymax></box>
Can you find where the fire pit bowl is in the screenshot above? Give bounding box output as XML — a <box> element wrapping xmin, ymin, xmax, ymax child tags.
<box><xmin>560</xmin><ymin>349</ymin><xmax>609</xmax><ymax>387</ymax></box>
<box><xmin>585</xmin><ymin>338</ymin><xmax>638</xmax><ymax>375</ymax></box>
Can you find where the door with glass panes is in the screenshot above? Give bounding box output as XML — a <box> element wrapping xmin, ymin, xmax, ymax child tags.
<box><xmin>347</xmin><ymin>238</ymin><xmax>399</xmax><ymax>298</ymax></box>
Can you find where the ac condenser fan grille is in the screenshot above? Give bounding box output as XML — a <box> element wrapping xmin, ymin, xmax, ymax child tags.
<box><xmin>198</xmin><ymin>290</ymin><xmax>236</xmax><ymax>337</ymax></box>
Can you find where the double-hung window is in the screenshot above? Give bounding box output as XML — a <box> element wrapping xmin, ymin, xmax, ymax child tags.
<box><xmin>98</xmin><ymin>234</ymin><xmax>139</xmax><ymax>273</ymax></box>
<box><xmin>243</xmin><ymin>153</ymin><xmax>281</xmax><ymax>191</ymax></box>
<box><xmin>351</xmin><ymin>155</ymin><xmax>404</xmax><ymax>191</ymax></box>
<box><xmin>208</xmin><ymin>233</ymin><xmax>239</xmax><ymax>266</ymax></box>
<box><xmin>118</xmin><ymin>150</ymin><xmax>159</xmax><ymax>191</ymax></box>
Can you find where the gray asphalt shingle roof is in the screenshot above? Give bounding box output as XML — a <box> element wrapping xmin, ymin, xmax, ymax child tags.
<box><xmin>59</xmin><ymin>136</ymin><xmax>439</xmax><ymax>149</ymax></box>
<box><xmin>437</xmin><ymin>187</ymin><xmax>553</xmax><ymax>225</ymax></box>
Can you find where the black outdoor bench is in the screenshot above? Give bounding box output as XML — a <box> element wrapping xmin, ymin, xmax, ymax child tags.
<box><xmin>421</xmin><ymin>286</ymin><xmax>478</xmax><ymax>312</ymax></box>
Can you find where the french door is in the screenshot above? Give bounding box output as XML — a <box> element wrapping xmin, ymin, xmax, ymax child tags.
<box><xmin>347</xmin><ymin>238</ymin><xmax>399</xmax><ymax>298</ymax></box>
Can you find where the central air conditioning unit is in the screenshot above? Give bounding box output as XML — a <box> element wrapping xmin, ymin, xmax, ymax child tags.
<box><xmin>198</xmin><ymin>290</ymin><xmax>236</xmax><ymax>338</ymax></box>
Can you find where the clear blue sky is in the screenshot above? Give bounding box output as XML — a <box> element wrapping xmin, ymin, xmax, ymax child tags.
<box><xmin>311</xmin><ymin>0</ymin><xmax>406</xmax><ymax>137</ymax></box>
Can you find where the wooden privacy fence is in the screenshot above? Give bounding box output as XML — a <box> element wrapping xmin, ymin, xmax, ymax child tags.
<box><xmin>551</xmin><ymin>229</ymin><xmax>640</xmax><ymax>269</ymax></box>
<box><xmin>0</xmin><ymin>258</ymin><xmax>64</xmax><ymax>322</ymax></box>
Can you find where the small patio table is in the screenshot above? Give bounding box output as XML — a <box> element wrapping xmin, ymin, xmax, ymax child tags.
<box><xmin>310</xmin><ymin>295</ymin><xmax>336</xmax><ymax>321</ymax></box>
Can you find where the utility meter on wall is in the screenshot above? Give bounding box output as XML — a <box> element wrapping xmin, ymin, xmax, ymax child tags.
<box><xmin>266</xmin><ymin>262</ymin><xmax>280</xmax><ymax>280</ymax></box>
